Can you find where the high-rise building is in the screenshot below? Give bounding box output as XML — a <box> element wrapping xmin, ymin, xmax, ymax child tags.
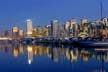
<box><xmin>78</xmin><ymin>18</ymin><xmax>89</xmax><ymax>37</ymax></box>
<box><xmin>26</xmin><ymin>19</ymin><xmax>33</xmax><ymax>37</ymax></box>
<box><xmin>69</xmin><ymin>19</ymin><xmax>78</xmax><ymax>37</ymax></box>
<box><xmin>43</xmin><ymin>26</ymin><xmax>49</xmax><ymax>37</ymax></box>
<box><xmin>64</xmin><ymin>21</ymin><xmax>70</xmax><ymax>38</ymax></box>
<box><xmin>60</xmin><ymin>25</ymin><xmax>65</xmax><ymax>38</ymax></box>
<box><xmin>101</xmin><ymin>18</ymin><xmax>108</xmax><ymax>38</ymax></box>
<box><xmin>64</xmin><ymin>21</ymin><xmax>70</xmax><ymax>31</ymax></box>
<box><xmin>89</xmin><ymin>22</ymin><xmax>96</xmax><ymax>37</ymax></box>
<box><xmin>51</xmin><ymin>20</ymin><xmax>59</xmax><ymax>38</ymax></box>
<box><xmin>46</xmin><ymin>25</ymin><xmax>51</xmax><ymax>37</ymax></box>
<box><xmin>81</xmin><ymin>19</ymin><xmax>88</xmax><ymax>31</ymax></box>
<box><xmin>12</xmin><ymin>26</ymin><xmax>19</xmax><ymax>39</ymax></box>
<box><xmin>36</xmin><ymin>26</ymin><xmax>43</xmax><ymax>37</ymax></box>
<box><xmin>81</xmin><ymin>18</ymin><xmax>88</xmax><ymax>25</ymax></box>
<box><xmin>19</xmin><ymin>29</ymin><xmax>24</xmax><ymax>38</ymax></box>
<box><xmin>32</xmin><ymin>28</ymin><xmax>37</xmax><ymax>37</ymax></box>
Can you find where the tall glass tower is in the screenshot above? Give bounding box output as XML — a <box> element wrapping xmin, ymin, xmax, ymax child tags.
<box><xmin>51</xmin><ymin>20</ymin><xmax>59</xmax><ymax>38</ymax></box>
<box><xmin>26</xmin><ymin>19</ymin><xmax>33</xmax><ymax>37</ymax></box>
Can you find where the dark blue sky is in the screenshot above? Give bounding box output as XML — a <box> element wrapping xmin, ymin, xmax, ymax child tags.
<box><xmin>0</xmin><ymin>0</ymin><xmax>108</xmax><ymax>30</ymax></box>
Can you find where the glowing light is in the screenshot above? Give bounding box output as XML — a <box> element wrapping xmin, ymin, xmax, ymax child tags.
<box><xmin>28</xmin><ymin>60</ymin><xmax>32</xmax><ymax>64</ymax></box>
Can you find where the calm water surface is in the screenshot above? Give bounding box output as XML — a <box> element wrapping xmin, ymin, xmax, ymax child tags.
<box><xmin>0</xmin><ymin>42</ymin><xmax>108</xmax><ymax>72</ymax></box>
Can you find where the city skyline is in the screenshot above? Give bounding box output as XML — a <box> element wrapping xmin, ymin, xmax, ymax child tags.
<box><xmin>1</xmin><ymin>0</ymin><xmax>108</xmax><ymax>31</ymax></box>
<box><xmin>0</xmin><ymin>0</ymin><xmax>108</xmax><ymax>72</ymax></box>
<box><xmin>0</xmin><ymin>17</ymin><xmax>108</xmax><ymax>39</ymax></box>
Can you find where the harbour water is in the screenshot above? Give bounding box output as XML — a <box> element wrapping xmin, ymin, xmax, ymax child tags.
<box><xmin>0</xmin><ymin>42</ymin><xmax>108</xmax><ymax>72</ymax></box>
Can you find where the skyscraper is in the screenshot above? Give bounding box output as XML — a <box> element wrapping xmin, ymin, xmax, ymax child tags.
<box><xmin>81</xmin><ymin>18</ymin><xmax>88</xmax><ymax>25</ymax></box>
<box><xmin>46</xmin><ymin>25</ymin><xmax>51</xmax><ymax>37</ymax></box>
<box><xmin>69</xmin><ymin>19</ymin><xmax>78</xmax><ymax>37</ymax></box>
<box><xmin>64</xmin><ymin>22</ymin><xmax>70</xmax><ymax>38</ymax></box>
<box><xmin>51</xmin><ymin>20</ymin><xmax>59</xmax><ymax>38</ymax></box>
<box><xmin>81</xmin><ymin>18</ymin><xmax>88</xmax><ymax>31</ymax></box>
<box><xmin>19</xmin><ymin>29</ymin><xmax>24</xmax><ymax>38</ymax></box>
<box><xmin>26</xmin><ymin>19</ymin><xmax>33</xmax><ymax>37</ymax></box>
<box><xmin>64</xmin><ymin>21</ymin><xmax>70</xmax><ymax>31</ymax></box>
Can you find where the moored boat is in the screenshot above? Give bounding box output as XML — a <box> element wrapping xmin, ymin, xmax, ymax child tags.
<box><xmin>74</xmin><ymin>37</ymin><xmax>108</xmax><ymax>47</ymax></box>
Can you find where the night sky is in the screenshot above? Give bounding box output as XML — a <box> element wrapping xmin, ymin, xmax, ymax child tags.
<box><xmin>0</xmin><ymin>0</ymin><xmax>107</xmax><ymax>31</ymax></box>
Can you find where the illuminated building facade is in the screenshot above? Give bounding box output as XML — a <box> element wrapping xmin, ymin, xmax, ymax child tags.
<box><xmin>32</xmin><ymin>28</ymin><xmax>37</xmax><ymax>37</ymax></box>
<box><xmin>36</xmin><ymin>26</ymin><xmax>43</xmax><ymax>38</ymax></box>
<box><xmin>12</xmin><ymin>26</ymin><xmax>19</xmax><ymax>39</ymax></box>
<box><xmin>64</xmin><ymin>21</ymin><xmax>70</xmax><ymax>38</ymax></box>
<box><xmin>68</xmin><ymin>19</ymin><xmax>78</xmax><ymax>37</ymax></box>
<box><xmin>19</xmin><ymin>29</ymin><xmax>24</xmax><ymax>38</ymax></box>
<box><xmin>26</xmin><ymin>19</ymin><xmax>33</xmax><ymax>37</ymax></box>
<box><xmin>47</xmin><ymin>25</ymin><xmax>51</xmax><ymax>37</ymax></box>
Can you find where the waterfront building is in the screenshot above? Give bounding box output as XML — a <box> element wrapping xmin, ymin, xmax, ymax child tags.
<box><xmin>69</xmin><ymin>19</ymin><xmax>75</xmax><ymax>37</ymax></box>
<box><xmin>26</xmin><ymin>19</ymin><xmax>33</xmax><ymax>37</ymax></box>
<box><xmin>19</xmin><ymin>29</ymin><xmax>24</xmax><ymax>38</ymax></box>
<box><xmin>69</xmin><ymin>19</ymin><xmax>78</xmax><ymax>37</ymax></box>
<box><xmin>59</xmin><ymin>25</ymin><xmax>65</xmax><ymax>38</ymax></box>
<box><xmin>78</xmin><ymin>19</ymin><xmax>89</xmax><ymax>38</ymax></box>
<box><xmin>12</xmin><ymin>26</ymin><xmax>19</xmax><ymax>39</ymax></box>
<box><xmin>64</xmin><ymin>21</ymin><xmax>70</xmax><ymax>30</ymax></box>
<box><xmin>36</xmin><ymin>26</ymin><xmax>44</xmax><ymax>38</ymax></box>
<box><xmin>101</xmin><ymin>29</ymin><xmax>107</xmax><ymax>38</ymax></box>
<box><xmin>40</xmin><ymin>26</ymin><xmax>49</xmax><ymax>37</ymax></box>
<box><xmin>89</xmin><ymin>22</ymin><xmax>96</xmax><ymax>37</ymax></box>
<box><xmin>92</xmin><ymin>21</ymin><xmax>100</xmax><ymax>38</ymax></box>
<box><xmin>93</xmin><ymin>20</ymin><xmax>106</xmax><ymax>38</ymax></box>
<box><xmin>80</xmin><ymin>18</ymin><xmax>88</xmax><ymax>32</ymax></box>
<box><xmin>32</xmin><ymin>28</ymin><xmax>37</xmax><ymax>37</ymax></box>
<box><xmin>101</xmin><ymin>17</ymin><xmax>108</xmax><ymax>37</ymax></box>
<box><xmin>46</xmin><ymin>25</ymin><xmax>51</xmax><ymax>38</ymax></box>
<box><xmin>81</xmin><ymin>19</ymin><xmax>89</xmax><ymax>32</ymax></box>
<box><xmin>64</xmin><ymin>21</ymin><xmax>70</xmax><ymax>38</ymax></box>
<box><xmin>51</xmin><ymin>20</ymin><xmax>59</xmax><ymax>38</ymax></box>
<box><xmin>101</xmin><ymin>17</ymin><xmax>108</xmax><ymax>27</ymax></box>
<box><xmin>81</xmin><ymin>18</ymin><xmax>88</xmax><ymax>25</ymax></box>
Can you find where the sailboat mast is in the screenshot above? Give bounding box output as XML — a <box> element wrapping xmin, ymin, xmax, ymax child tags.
<box><xmin>100</xmin><ymin>0</ymin><xmax>103</xmax><ymax>18</ymax></box>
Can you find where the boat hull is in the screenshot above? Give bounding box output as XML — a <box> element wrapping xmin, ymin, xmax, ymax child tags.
<box><xmin>75</xmin><ymin>41</ymin><xmax>108</xmax><ymax>47</ymax></box>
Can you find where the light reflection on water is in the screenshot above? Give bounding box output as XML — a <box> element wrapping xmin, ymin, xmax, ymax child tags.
<box><xmin>0</xmin><ymin>42</ymin><xmax>108</xmax><ymax>72</ymax></box>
